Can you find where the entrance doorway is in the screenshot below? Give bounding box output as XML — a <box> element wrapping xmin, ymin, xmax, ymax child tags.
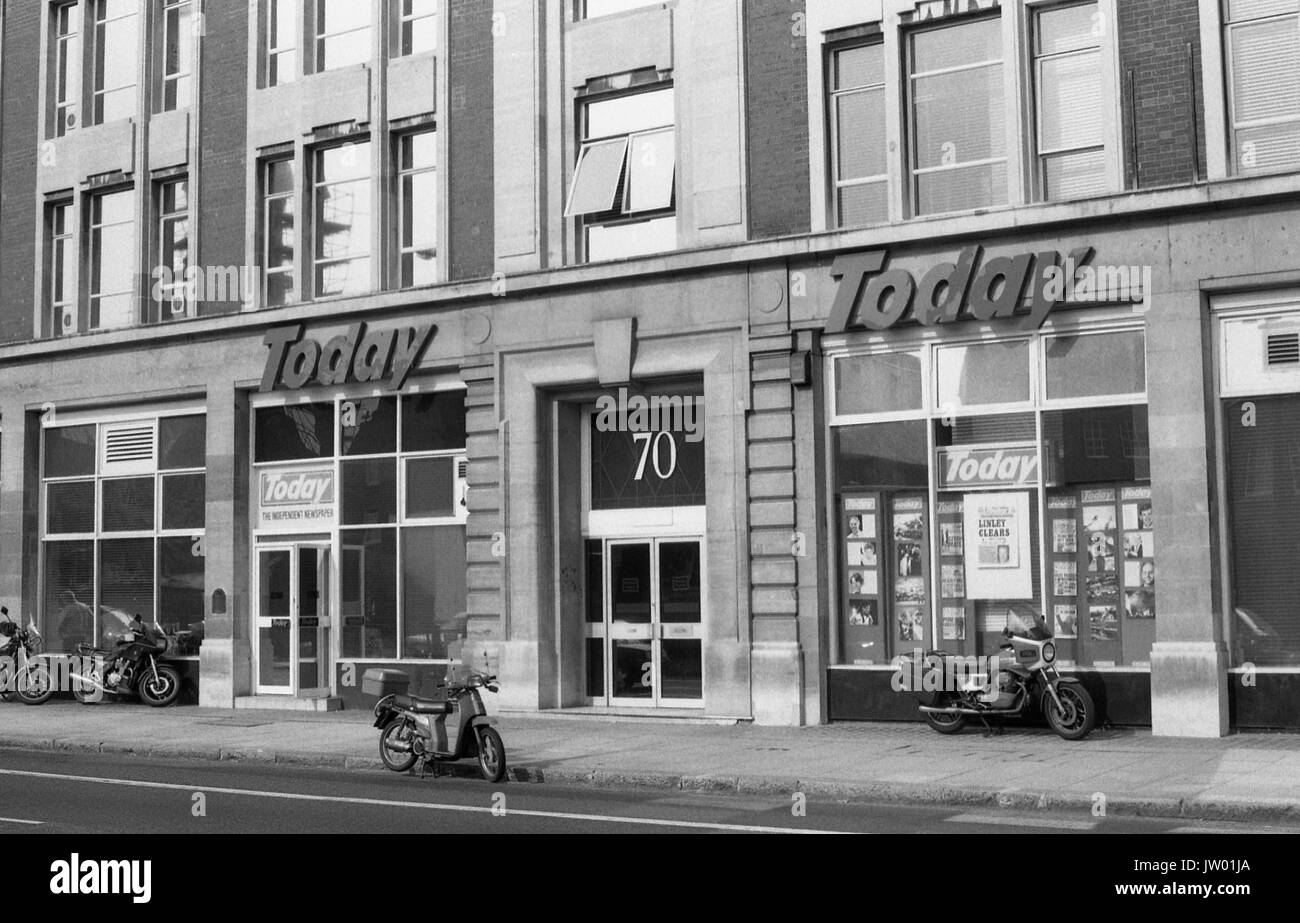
<box><xmin>255</xmin><ymin>543</ymin><xmax>331</xmax><ymax>696</ymax></box>
<box><xmin>585</xmin><ymin>537</ymin><xmax>703</xmax><ymax>707</ymax></box>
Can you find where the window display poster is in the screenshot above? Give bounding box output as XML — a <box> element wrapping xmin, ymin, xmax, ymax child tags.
<box><xmin>939</xmin><ymin>521</ymin><xmax>964</xmax><ymax>556</ymax></box>
<box><xmin>1054</xmin><ymin>604</ymin><xmax>1078</xmax><ymax>639</ymax></box>
<box><xmin>941</xmin><ymin>564</ymin><xmax>965</xmax><ymax>598</ymax></box>
<box><xmin>1090</xmin><ymin>604</ymin><xmax>1119</xmax><ymax>641</ymax></box>
<box><xmin>1052</xmin><ymin>518</ymin><xmax>1076</xmax><ymax>553</ymax></box>
<box><xmin>898</xmin><ymin>605</ymin><xmax>924</xmax><ymax>642</ymax></box>
<box><xmin>942</xmin><ymin>606</ymin><xmax>966</xmax><ymax>640</ymax></box>
<box><xmin>962</xmin><ymin>491</ymin><xmax>1033</xmax><ymax>599</ymax></box>
<box><xmin>842</xmin><ymin>493</ymin><xmax>884</xmax><ymax>664</ymax></box>
<box><xmin>1053</xmin><ymin>561</ymin><xmax>1077</xmax><ymax>597</ymax></box>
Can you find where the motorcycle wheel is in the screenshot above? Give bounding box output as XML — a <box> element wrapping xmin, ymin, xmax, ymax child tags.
<box><xmin>138</xmin><ymin>665</ymin><xmax>182</xmax><ymax>708</ymax></box>
<box><xmin>1043</xmin><ymin>684</ymin><xmax>1095</xmax><ymax>740</ymax></box>
<box><xmin>379</xmin><ymin>718</ymin><xmax>418</xmax><ymax>773</ymax></box>
<box><xmin>475</xmin><ymin>726</ymin><xmax>507</xmax><ymax>783</ymax></box>
<box><xmin>923</xmin><ymin>694</ymin><xmax>967</xmax><ymax>734</ymax></box>
<box><xmin>16</xmin><ymin>663</ymin><xmax>54</xmax><ymax>706</ymax></box>
<box><xmin>72</xmin><ymin>664</ymin><xmax>101</xmax><ymax>704</ymax></box>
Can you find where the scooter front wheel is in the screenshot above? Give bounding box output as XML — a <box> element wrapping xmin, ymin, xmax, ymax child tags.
<box><xmin>379</xmin><ymin>718</ymin><xmax>418</xmax><ymax>773</ymax></box>
<box><xmin>475</xmin><ymin>726</ymin><xmax>507</xmax><ymax>783</ymax></box>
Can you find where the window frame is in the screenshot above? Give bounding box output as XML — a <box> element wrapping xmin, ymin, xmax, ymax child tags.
<box><xmin>395</xmin><ymin>128</ymin><xmax>438</xmax><ymax>288</ymax></box>
<box><xmin>87</xmin><ymin>186</ymin><xmax>137</xmax><ymax>331</ymax></box>
<box><xmin>310</xmin><ymin>138</ymin><xmax>373</xmax><ymax>299</ymax></box>
<box><xmin>390</xmin><ymin>0</ymin><xmax>437</xmax><ymax>57</ymax></box>
<box><xmin>262</xmin><ymin>155</ymin><xmax>297</xmax><ymax>307</ymax></box>
<box><xmin>158</xmin><ymin>0</ymin><xmax>194</xmax><ymax>112</ymax></box>
<box><xmin>826</xmin><ymin>35</ymin><xmax>889</xmax><ymax>229</ymax></box>
<box><xmin>153</xmin><ymin>174</ymin><xmax>191</xmax><ymax>323</ymax></box>
<box><xmin>46</xmin><ymin>199</ymin><xmax>76</xmax><ymax>337</ymax></box>
<box><xmin>91</xmin><ymin>0</ymin><xmax>140</xmax><ymax>126</ymax></box>
<box><xmin>266</xmin><ymin>0</ymin><xmax>299</xmax><ymax>87</ymax></box>
<box><xmin>1222</xmin><ymin>0</ymin><xmax>1300</xmax><ymax>177</ymax></box>
<box><xmin>312</xmin><ymin>0</ymin><xmax>373</xmax><ymax>74</ymax></box>
<box><xmin>51</xmin><ymin>1</ymin><xmax>82</xmax><ymax>138</ymax></box>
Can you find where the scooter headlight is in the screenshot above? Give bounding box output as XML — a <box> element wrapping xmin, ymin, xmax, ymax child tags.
<box><xmin>1042</xmin><ymin>642</ymin><xmax>1056</xmax><ymax>664</ymax></box>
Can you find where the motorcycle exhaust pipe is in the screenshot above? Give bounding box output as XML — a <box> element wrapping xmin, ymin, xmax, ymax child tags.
<box><xmin>384</xmin><ymin>739</ymin><xmax>413</xmax><ymax>752</ymax></box>
<box><xmin>918</xmin><ymin>704</ymin><xmax>1026</xmax><ymax>717</ymax></box>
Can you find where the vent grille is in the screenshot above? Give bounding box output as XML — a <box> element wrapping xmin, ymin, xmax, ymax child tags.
<box><xmin>457</xmin><ymin>459</ymin><xmax>468</xmax><ymax>479</ymax></box>
<box><xmin>101</xmin><ymin>422</ymin><xmax>157</xmax><ymax>474</ymax></box>
<box><xmin>1266</xmin><ymin>331</ymin><xmax>1300</xmax><ymax>366</ymax></box>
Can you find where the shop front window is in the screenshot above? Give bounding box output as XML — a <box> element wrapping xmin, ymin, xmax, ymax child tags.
<box><xmin>41</xmin><ymin>413</ymin><xmax>207</xmax><ymax>656</ymax></box>
<box><xmin>832</xmin><ymin>329</ymin><xmax>1151</xmax><ymax>669</ymax></box>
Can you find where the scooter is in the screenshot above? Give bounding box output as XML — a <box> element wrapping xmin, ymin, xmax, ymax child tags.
<box><xmin>901</xmin><ymin>603</ymin><xmax>1096</xmax><ymax>740</ymax></box>
<box><xmin>71</xmin><ymin>614</ymin><xmax>182</xmax><ymax>707</ymax></box>
<box><xmin>373</xmin><ymin>669</ymin><xmax>506</xmax><ymax>782</ymax></box>
<box><xmin>0</xmin><ymin>607</ymin><xmax>54</xmax><ymax>705</ymax></box>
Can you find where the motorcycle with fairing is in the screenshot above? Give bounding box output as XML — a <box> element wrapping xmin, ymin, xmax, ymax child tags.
<box><xmin>901</xmin><ymin>603</ymin><xmax>1096</xmax><ymax>740</ymax></box>
<box><xmin>71</xmin><ymin>614</ymin><xmax>182</xmax><ymax>707</ymax></box>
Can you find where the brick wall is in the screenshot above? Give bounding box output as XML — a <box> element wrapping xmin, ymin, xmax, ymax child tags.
<box><xmin>1119</xmin><ymin>0</ymin><xmax>1206</xmax><ymax>188</ymax></box>
<box><xmin>448</xmin><ymin>0</ymin><xmax>495</xmax><ymax>281</ymax></box>
<box><xmin>743</xmin><ymin>0</ymin><xmax>811</xmax><ymax>239</ymax></box>
<box><xmin>0</xmin><ymin>0</ymin><xmax>42</xmax><ymax>343</ymax></box>
<box><xmin>196</xmin><ymin>1</ymin><xmax>249</xmax><ymax>316</ymax></box>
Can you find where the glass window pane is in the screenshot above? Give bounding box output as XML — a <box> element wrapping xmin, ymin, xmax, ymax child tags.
<box><xmin>1038</xmin><ymin>51</ymin><xmax>1102</xmax><ymax>151</ymax></box>
<box><xmin>838</xmin><ymin>181</ymin><xmax>889</xmax><ymax>227</ymax></box>
<box><xmin>45</xmin><ymin>425</ymin><xmax>97</xmax><ymax>477</ymax></box>
<box><xmin>1043</xmin><ymin>149</ymin><xmax>1109</xmax><ymax>199</ymax></box>
<box><xmin>45</xmin><ymin>542</ymin><xmax>95</xmax><ymax>653</ymax></box>
<box><xmin>316</xmin><ymin>256</ymin><xmax>370</xmax><ymax>296</ymax></box>
<box><xmin>317</xmin><ymin>142</ymin><xmax>370</xmax><ymax>183</ymax></box>
<box><xmin>316</xmin><ymin>181</ymin><xmax>371</xmax><ymax>259</ymax></box>
<box><xmin>159</xmin><ymin>535</ymin><xmax>205</xmax><ymax>655</ymax></box>
<box><xmin>255</xmin><ymin>403</ymin><xmax>335</xmax><ymax>462</ymax></box>
<box><xmin>913</xmin><ymin>66</ymin><xmax>1005</xmax><ymax>168</ymax></box>
<box><xmin>1042</xmin><ymin>405</ymin><xmax>1149</xmax><ymax>483</ymax></box>
<box><xmin>912</xmin><ymin>16</ymin><xmax>1001</xmax><ymax>72</ymax></box>
<box><xmin>835</xmin><ymin>420</ymin><xmax>929</xmax><ymax>489</ymax></box>
<box><xmin>402</xmin><ymin>131</ymin><xmax>437</xmax><ymax>170</ymax></box>
<box><xmin>405</xmin><ymin>456</ymin><xmax>455</xmax><ymax>518</ymax></box>
<box><xmin>319</xmin><ymin>0</ymin><xmax>370</xmax><ymax>36</ymax></box>
<box><xmin>47</xmin><ymin>481</ymin><xmax>96</xmax><ymax>534</ymax></box>
<box><xmin>1046</xmin><ymin>331</ymin><xmax>1146</xmax><ymax>399</ymax></box>
<box><xmin>98</xmin><ymin>538</ymin><xmax>154</xmax><ymax>646</ymax></box>
<box><xmin>98</xmin><ymin>17</ymin><xmax>138</xmax><ymax>90</ymax></box>
<box><xmin>161</xmin><ymin>472</ymin><xmax>205</xmax><ymax>530</ymax></box>
<box><xmin>834</xmin><ymin>43</ymin><xmax>884</xmax><ymax>90</ymax></box>
<box><xmin>916</xmin><ymin>161</ymin><xmax>1008</xmax><ymax>215</ymax></box>
<box><xmin>401</xmin><ymin>525</ymin><xmax>467</xmax><ymax>659</ymax></box>
<box><xmin>402</xmin><ymin>392</ymin><xmax>466</xmax><ymax>452</ymax></box>
<box><xmin>586</xmin><ymin>87</ymin><xmax>673</xmax><ymax>138</ymax></box>
<box><xmin>835</xmin><ymin>352</ymin><xmax>924</xmax><ymax>416</ymax></box>
<box><xmin>267</xmin><ymin>159</ymin><xmax>295</xmax><ymax>194</ymax></box>
<box><xmin>266</xmin><ymin>196</ymin><xmax>295</xmax><ymax>269</ymax></box>
<box><xmin>625</xmin><ymin>129</ymin><xmax>675</xmax><ymax>212</ymax></box>
<box><xmin>1235</xmin><ymin>122</ymin><xmax>1300</xmax><ymax>172</ymax></box>
<box><xmin>342</xmin><ymin>457</ymin><xmax>397</xmax><ymax>524</ymax></box>
<box><xmin>837</xmin><ymin>88</ymin><xmax>886</xmax><ymax>181</ymax></box>
<box><xmin>565</xmin><ymin>138</ymin><xmax>628</xmax><ymax>216</ymax></box>
<box><xmin>1037</xmin><ymin>2</ymin><xmax>1101</xmax><ymax>55</ymax></box>
<box><xmin>936</xmin><ymin>340</ymin><xmax>1032</xmax><ymax>408</ymax></box>
<box><xmin>159</xmin><ymin>414</ymin><xmax>206</xmax><ymax>469</ymax></box>
<box><xmin>340</xmin><ymin>528</ymin><xmax>397</xmax><ymax>658</ymax></box>
<box><xmin>585</xmin><ymin>215</ymin><xmax>676</xmax><ymax>261</ymax></box>
<box><xmin>266</xmin><ymin>270</ymin><xmax>296</xmax><ymax>307</ymax></box>
<box><xmin>341</xmin><ymin>396</ymin><xmax>397</xmax><ymax>456</ymax></box>
<box><xmin>1228</xmin><ymin>0</ymin><xmax>1299</xmax><ymax>17</ymax></box>
<box><xmin>319</xmin><ymin>32</ymin><xmax>371</xmax><ymax>70</ymax></box>
<box><xmin>584</xmin><ymin>0</ymin><xmax>658</xmax><ymax>18</ymax></box>
<box><xmin>1229</xmin><ymin>19</ymin><xmax>1300</xmax><ymax>124</ymax></box>
<box><xmin>102</xmin><ymin>477</ymin><xmax>155</xmax><ymax>532</ymax></box>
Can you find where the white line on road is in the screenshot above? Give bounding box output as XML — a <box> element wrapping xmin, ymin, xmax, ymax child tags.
<box><xmin>946</xmin><ymin>813</ymin><xmax>1096</xmax><ymax>830</ymax></box>
<box><xmin>0</xmin><ymin>817</ymin><xmax>44</xmax><ymax>825</ymax></box>
<box><xmin>0</xmin><ymin>768</ymin><xmax>847</xmax><ymax>834</ymax></box>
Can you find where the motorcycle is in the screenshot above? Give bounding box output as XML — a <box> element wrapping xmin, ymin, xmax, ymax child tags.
<box><xmin>373</xmin><ymin>669</ymin><xmax>507</xmax><ymax>782</ymax></box>
<box><xmin>0</xmin><ymin>607</ymin><xmax>54</xmax><ymax>705</ymax></box>
<box><xmin>903</xmin><ymin>603</ymin><xmax>1096</xmax><ymax>740</ymax></box>
<box><xmin>71</xmin><ymin>614</ymin><xmax>182</xmax><ymax>708</ymax></box>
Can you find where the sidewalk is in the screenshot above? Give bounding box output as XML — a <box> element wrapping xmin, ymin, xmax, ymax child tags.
<box><xmin>3</xmin><ymin>701</ymin><xmax>1299</xmax><ymax>824</ymax></box>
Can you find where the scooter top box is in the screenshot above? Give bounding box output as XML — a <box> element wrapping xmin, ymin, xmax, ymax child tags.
<box><xmin>362</xmin><ymin>668</ymin><xmax>410</xmax><ymax>698</ymax></box>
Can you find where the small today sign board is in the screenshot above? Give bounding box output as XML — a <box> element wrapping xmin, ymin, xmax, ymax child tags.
<box><xmin>938</xmin><ymin>445</ymin><xmax>1039</xmax><ymax>490</ymax></box>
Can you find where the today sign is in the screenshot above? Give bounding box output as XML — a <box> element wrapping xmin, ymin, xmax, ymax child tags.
<box><xmin>260</xmin><ymin>322</ymin><xmax>435</xmax><ymax>393</ymax></box>
<box><xmin>938</xmin><ymin>446</ymin><xmax>1039</xmax><ymax>490</ymax></box>
<box><xmin>257</xmin><ymin>467</ymin><xmax>336</xmax><ymax>531</ymax></box>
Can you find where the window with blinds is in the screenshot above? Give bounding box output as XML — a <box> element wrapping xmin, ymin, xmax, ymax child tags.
<box><xmin>1225</xmin><ymin>0</ymin><xmax>1300</xmax><ymax>175</ymax></box>
<box><xmin>1032</xmin><ymin>1</ymin><xmax>1110</xmax><ymax>200</ymax></box>
<box><xmin>830</xmin><ymin>40</ymin><xmax>889</xmax><ymax>227</ymax></box>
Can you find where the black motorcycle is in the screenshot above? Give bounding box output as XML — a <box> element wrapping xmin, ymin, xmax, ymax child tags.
<box><xmin>0</xmin><ymin>606</ymin><xmax>54</xmax><ymax>705</ymax></box>
<box><xmin>72</xmin><ymin>615</ymin><xmax>182</xmax><ymax>707</ymax></box>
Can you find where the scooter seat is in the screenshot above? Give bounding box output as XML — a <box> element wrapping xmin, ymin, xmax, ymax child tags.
<box><xmin>392</xmin><ymin>693</ymin><xmax>452</xmax><ymax>715</ymax></box>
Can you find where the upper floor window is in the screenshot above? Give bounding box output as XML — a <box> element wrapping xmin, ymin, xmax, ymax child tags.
<box><xmin>93</xmin><ymin>0</ymin><xmax>140</xmax><ymax>125</ymax></box>
<box><xmin>392</xmin><ymin>0</ymin><xmax>437</xmax><ymax>56</ymax></box>
<box><xmin>1225</xmin><ymin>0</ymin><xmax>1300</xmax><ymax>175</ymax></box>
<box><xmin>907</xmin><ymin>15</ymin><xmax>1006</xmax><ymax>216</ymax></box>
<box><xmin>579</xmin><ymin>0</ymin><xmax>659</xmax><ymax>19</ymax></box>
<box><xmin>263</xmin><ymin>158</ymin><xmax>296</xmax><ymax>306</ymax></box>
<box><xmin>313</xmin><ymin>141</ymin><xmax>372</xmax><ymax>297</ymax></box>
<box><xmin>89</xmin><ymin>188</ymin><xmax>136</xmax><ymax>330</ymax></box>
<box><xmin>315</xmin><ymin>0</ymin><xmax>371</xmax><ymax>72</ymax></box>
<box><xmin>53</xmin><ymin>2</ymin><xmax>81</xmax><ymax>137</ymax></box>
<box><xmin>565</xmin><ymin>85</ymin><xmax>676</xmax><ymax>262</ymax></box>
<box><xmin>153</xmin><ymin>178</ymin><xmax>190</xmax><ymax>322</ymax></box>
<box><xmin>268</xmin><ymin>0</ymin><xmax>298</xmax><ymax>86</ymax></box>
<box><xmin>160</xmin><ymin>0</ymin><xmax>194</xmax><ymax>111</ymax></box>
<box><xmin>47</xmin><ymin>202</ymin><xmax>75</xmax><ymax>336</ymax></box>
<box><xmin>397</xmin><ymin>131</ymin><xmax>437</xmax><ymax>286</ymax></box>
<box><xmin>1032</xmin><ymin>2</ymin><xmax>1108</xmax><ymax>200</ymax></box>
<box><xmin>829</xmin><ymin>41</ymin><xmax>887</xmax><ymax>227</ymax></box>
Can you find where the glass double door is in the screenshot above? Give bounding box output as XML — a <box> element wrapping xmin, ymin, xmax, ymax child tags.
<box><xmin>256</xmin><ymin>543</ymin><xmax>331</xmax><ymax>696</ymax></box>
<box><xmin>587</xmin><ymin>538</ymin><xmax>703</xmax><ymax>707</ymax></box>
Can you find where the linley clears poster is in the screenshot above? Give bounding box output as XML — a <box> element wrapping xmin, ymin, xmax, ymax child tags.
<box><xmin>962</xmin><ymin>491</ymin><xmax>1033</xmax><ymax>599</ymax></box>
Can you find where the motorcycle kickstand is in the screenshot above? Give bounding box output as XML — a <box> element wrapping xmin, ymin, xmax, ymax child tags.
<box><xmin>419</xmin><ymin>756</ymin><xmax>440</xmax><ymax>780</ymax></box>
<box><xmin>978</xmin><ymin>715</ymin><xmax>1002</xmax><ymax>737</ymax></box>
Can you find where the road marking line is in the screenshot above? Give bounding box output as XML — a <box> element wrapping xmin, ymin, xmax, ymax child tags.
<box><xmin>0</xmin><ymin>817</ymin><xmax>44</xmax><ymax>825</ymax></box>
<box><xmin>947</xmin><ymin>813</ymin><xmax>1096</xmax><ymax>830</ymax></box>
<box><xmin>0</xmin><ymin>768</ymin><xmax>846</xmax><ymax>834</ymax></box>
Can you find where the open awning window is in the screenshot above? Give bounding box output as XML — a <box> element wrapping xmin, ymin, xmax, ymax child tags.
<box><xmin>625</xmin><ymin>128</ymin><xmax>676</xmax><ymax>213</ymax></box>
<box><xmin>565</xmin><ymin>137</ymin><xmax>630</xmax><ymax>217</ymax></box>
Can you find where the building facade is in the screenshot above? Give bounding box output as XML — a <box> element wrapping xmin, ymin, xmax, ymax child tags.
<box><xmin>0</xmin><ymin>0</ymin><xmax>1297</xmax><ymax>735</ymax></box>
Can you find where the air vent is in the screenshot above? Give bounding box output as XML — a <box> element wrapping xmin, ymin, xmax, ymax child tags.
<box><xmin>1266</xmin><ymin>331</ymin><xmax>1300</xmax><ymax>366</ymax></box>
<box><xmin>101</xmin><ymin>422</ymin><xmax>157</xmax><ymax>475</ymax></box>
<box><xmin>455</xmin><ymin>454</ymin><xmax>469</xmax><ymax>524</ymax></box>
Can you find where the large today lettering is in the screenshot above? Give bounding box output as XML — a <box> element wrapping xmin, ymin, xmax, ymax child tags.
<box><xmin>826</xmin><ymin>245</ymin><xmax>1095</xmax><ymax>333</ymax></box>
<box><xmin>260</xmin><ymin>321</ymin><xmax>436</xmax><ymax>393</ymax></box>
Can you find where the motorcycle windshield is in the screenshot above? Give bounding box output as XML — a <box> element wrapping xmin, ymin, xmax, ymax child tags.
<box><xmin>1005</xmin><ymin>603</ymin><xmax>1052</xmax><ymax>641</ymax></box>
